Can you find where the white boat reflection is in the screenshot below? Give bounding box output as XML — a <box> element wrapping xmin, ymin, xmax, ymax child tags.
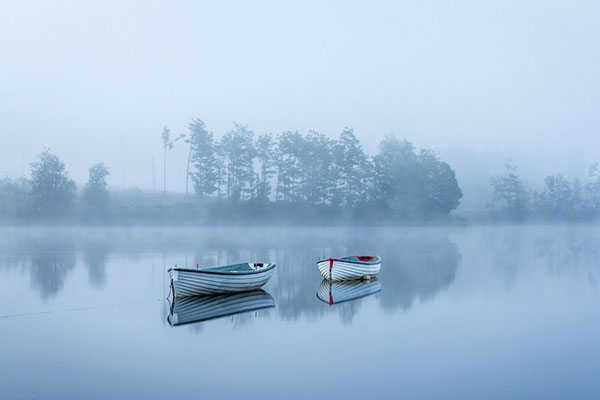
<box><xmin>168</xmin><ymin>290</ymin><xmax>275</xmax><ymax>326</ymax></box>
<box><xmin>317</xmin><ymin>278</ymin><xmax>381</xmax><ymax>305</ymax></box>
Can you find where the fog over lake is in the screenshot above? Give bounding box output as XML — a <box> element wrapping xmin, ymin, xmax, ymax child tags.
<box><xmin>1</xmin><ymin>1</ymin><xmax>599</xmax><ymax>398</ymax></box>
<box><xmin>1</xmin><ymin>226</ymin><xmax>599</xmax><ymax>399</ymax></box>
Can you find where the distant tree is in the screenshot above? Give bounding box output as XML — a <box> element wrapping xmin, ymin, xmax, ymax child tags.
<box><xmin>370</xmin><ymin>136</ymin><xmax>460</xmax><ymax>218</ymax></box>
<box><xmin>489</xmin><ymin>161</ymin><xmax>530</xmax><ymax>221</ymax></box>
<box><xmin>572</xmin><ymin>178</ymin><xmax>584</xmax><ymax>219</ymax></box>
<box><xmin>161</xmin><ymin>126</ymin><xmax>185</xmax><ymax>193</ymax></box>
<box><xmin>534</xmin><ymin>174</ymin><xmax>585</xmax><ymax>220</ymax></box>
<box><xmin>220</xmin><ymin>123</ymin><xmax>256</xmax><ymax>201</ymax></box>
<box><xmin>274</xmin><ymin>131</ymin><xmax>303</xmax><ymax>202</ymax></box>
<box><xmin>585</xmin><ymin>162</ymin><xmax>600</xmax><ymax>218</ymax></box>
<box><xmin>82</xmin><ymin>163</ymin><xmax>110</xmax><ymax>220</ymax></box>
<box><xmin>298</xmin><ymin>131</ymin><xmax>336</xmax><ymax>204</ymax></box>
<box><xmin>248</xmin><ymin>170</ymin><xmax>258</xmax><ymax>200</ymax></box>
<box><xmin>328</xmin><ymin>141</ymin><xmax>345</xmax><ymax>206</ymax></box>
<box><xmin>358</xmin><ymin>157</ymin><xmax>375</xmax><ymax>205</ymax></box>
<box><xmin>30</xmin><ymin>149</ymin><xmax>76</xmax><ymax>219</ymax></box>
<box><xmin>417</xmin><ymin>150</ymin><xmax>462</xmax><ymax>216</ymax></box>
<box><xmin>189</xmin><ymin>119</ymin><xmax>219</xmax><ymax>197</ymax></box>
<box><xmin>214</xmin><ymin>147</ymin><xmax>227</xmax><ymax>200</ymax></box>
<box><xmin>0</xmin><ymin>177</ymin><xmax>30</xmax><ymax>221</ymax></box>
<box><xmin>372</xmin><ymin>136</ymin><xmax>420</xmax><ymax>212</ymax></box>
<box><xmin>255</xmin><ymin>134</ymin><xmax>275</xmax><ymax>202</ymax></box>
<box><xmin>338</xmin><ymin>128</ymin><xmax>369</xmax><ymax>206</ymax></box>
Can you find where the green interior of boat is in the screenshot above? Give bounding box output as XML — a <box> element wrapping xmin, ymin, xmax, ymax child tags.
<box><xmin>205</xmin><ymin>263</ymin><xmax>260</xmax><ymax>272</ymax></box>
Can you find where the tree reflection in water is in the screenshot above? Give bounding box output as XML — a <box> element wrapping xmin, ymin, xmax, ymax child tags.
<box><xmin>0</xmin><ymin>228</ymin><xmax>460</xmax><ymax>316</ymax></box>
<box><xmin>28</xmin><ymin>237</ymin><xmax>77</xmax><ymax>300</ymax></box>
<box><xmin>82</xmin><ymin>240</ymin><xmax>111</xmax><ymax>289</ymax></box>
<box><xmin>377</xmin><ymin>233</ymin><xmax>459</xmax><ymax>313</ymax></box>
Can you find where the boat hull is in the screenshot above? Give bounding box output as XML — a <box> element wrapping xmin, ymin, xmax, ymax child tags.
<box><xmin>170</xmin><ymin>265</ymin><xmax>276</xmax><ymax>297</ymax></box>
<box><xmin>317</xmin><ymin>278</ymin><xmax>381</xmax><ymax>305</ymax></box>
<box><xmin>168</xmin><ymin>290</ymin><xmax>275</xmax><ymax>326</ymax></box>
<box><xmin>317</xmin><ymin>258</ymin><xmax>381</xmax><ymax>281</ymax></box>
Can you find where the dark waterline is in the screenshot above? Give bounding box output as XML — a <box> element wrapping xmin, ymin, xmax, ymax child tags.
<box><xmin>1</xmin><ymin>226</ymin><xmax>599</xmax><ymax>399</ymax></box>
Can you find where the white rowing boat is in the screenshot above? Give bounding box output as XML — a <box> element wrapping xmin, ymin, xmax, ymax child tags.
<box><xmin>168</xmin><ymin>290</ymin><xmax>275</xmax><ymax>326</ymax></box>
<box><xmin>317</xmin><ymin>255</ymin><xmax>381</xmax><ymax>281</ymax></box>
<box><xmin>168</xmin><ymin>262</ymin><xmax>276</xmax><ymax>297</ymax></box>
<box><xmin>317</xmin><ymin>278</ymin><xmax>381</xmax><ymax>305</ymax></box>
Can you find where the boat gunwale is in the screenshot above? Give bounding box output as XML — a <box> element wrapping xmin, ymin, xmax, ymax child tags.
<box><xmin>168</xmin><ymin>263</ymin><xmax>276</xmax><ymax>276</ymax></box>
<box><xmin>316</xmin><ymin>256</ymin><xmax>381</xmax><ymax>266</ymax></box>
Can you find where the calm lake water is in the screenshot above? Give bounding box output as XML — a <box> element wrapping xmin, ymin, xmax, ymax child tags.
<box><xmin>1</xmin><ymin>226</ymin><xmax>599</xmax><ymax>399</ymax></box>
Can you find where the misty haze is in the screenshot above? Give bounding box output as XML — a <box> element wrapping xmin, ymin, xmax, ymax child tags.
<box><xmin>1</xmin><ymin>1</ymin><xmax>599</xmax><ymax>399</ymax></box>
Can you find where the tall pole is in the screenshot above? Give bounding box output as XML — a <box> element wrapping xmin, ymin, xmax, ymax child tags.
<box><xmin>152</xmin><ymin>155</ymin><xmax>155</xmax><ymax>191</ymax></box>
<box><xmin>163</xmin><ymin>146</ymin><xmax>167</xmax><ymax>193</ymax></box>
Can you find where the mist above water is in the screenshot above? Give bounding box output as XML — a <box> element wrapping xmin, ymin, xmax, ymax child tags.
<box><xmin>1</xmin><ymin>1</ymin><xmax>599</xmax><ymax>204</ymax></box>
<box><xmin>1</xmin><ymin>2</ymin><xmax>600</xmax><ymax>399</ymax></box>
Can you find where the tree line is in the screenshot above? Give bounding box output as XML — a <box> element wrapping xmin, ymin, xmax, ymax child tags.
<box><xmin>164</xmin><ymin>119</ymin><xmax>462</xmax><ymax>218</ymax></box>
<box><xmin>0</xmin><ymin>150</ymin><xmax>110</xmax><ymax>223</ymax></box>
<box><xmin>489</xmin><ymin>161</ymin><xmax>600</xmax><ymax>222</ymax></box>
<box><xmin>0</xmin><ymin>120</ymin><xmax>463</xmax><ymax>224</ymax></box>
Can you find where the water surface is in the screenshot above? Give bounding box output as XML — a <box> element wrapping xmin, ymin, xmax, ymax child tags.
<box><xmin>1</xmin><ymin>226</ymin><xmax>599</xmax><ymax>399</ymax></box>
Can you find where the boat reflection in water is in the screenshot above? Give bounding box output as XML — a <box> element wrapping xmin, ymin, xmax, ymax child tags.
<box><xmin>168</xmin><ymin>290</ymin><xmax>275</xmax><ymax>326</ymax></box>
<box><xmin>317</xmin><ymin>278</ymin><xmax>381</xmax><ymax>305</ymax></box>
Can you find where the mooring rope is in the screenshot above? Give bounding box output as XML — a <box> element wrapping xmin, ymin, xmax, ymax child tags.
<box><xmin>0</xmin><ymin>300</ymin><xmax>154</xmax><ymax>319</ymax></box>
